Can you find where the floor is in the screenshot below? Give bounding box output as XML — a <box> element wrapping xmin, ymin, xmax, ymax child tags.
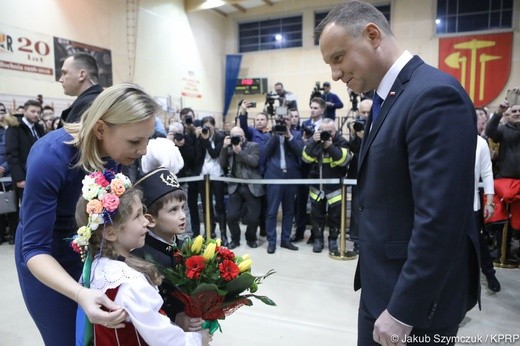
<box><xmin>1</xmin><ymin>235</ymin><xmax>519</xmax><ymax>346</ymax></box>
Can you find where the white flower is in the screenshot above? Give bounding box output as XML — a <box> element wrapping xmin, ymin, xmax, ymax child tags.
<box><xmin>90</xmin><ymin>214</ymin><xmax>104</xmax><ymax>230</ymax></box>
<box><xmin>82</xmin><ymin>176</ymin><xmax>96</xmax><ymax>187</ymax></box>
<box><xmin>115</xmin><ymin>173</ymin><xmax>132</xmax><ymax>189</ymax></box>
<box><xmin>82</xmin><ymin>184</ymin><xmax>100</xmax><ymax>200</ymax></box>
<box><xmin>97</xmin><ymin>188</ymin><xmax>107</xmax><ymax>201</ymax></box>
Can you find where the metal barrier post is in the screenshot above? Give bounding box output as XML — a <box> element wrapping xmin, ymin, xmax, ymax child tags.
<box><xmin>330</xmin><ymin>178</ymin><xmax>357</xmax><ymax>261</ymax></box>
<box><xmin>204</xmin><ymin>174</ymin><xmax>212</xmax><ymax>239</ymax></box>
<box><xmin>494</xmin><ymin>203</ymin><xmax>517</xmax><ymax>268</ymax></box>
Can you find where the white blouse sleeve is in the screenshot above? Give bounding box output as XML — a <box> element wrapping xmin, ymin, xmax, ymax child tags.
<box><xmin>115</xmin><ymin>280</ymin><xmax>202</xmax><ymax>346</ymax></box>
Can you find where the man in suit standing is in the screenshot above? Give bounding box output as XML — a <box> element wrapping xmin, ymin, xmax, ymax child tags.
<box><xmin>6</xmin><ymin>100</ymin><xmax>46</xmax><ymax>244</ymax></box>
<box><xmin>58</xmin><ymin>52</ymin><xmax>103</xmax><ymax>124</ymax></box>
<box><xmin>316</xmin><ymin>2</ymin><xmax>479</xmax><ymax>345</ymax></box>
<box><xmin>220</xmin><ymin>127</ymin><xmax>264</xmax><ymax>249</ymax></box>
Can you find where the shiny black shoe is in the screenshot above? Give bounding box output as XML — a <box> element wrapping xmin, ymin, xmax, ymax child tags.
<box><xmin>227</xmin><ymin>241</ymin><xmax>240</xmax><ymax>249</ymax></box>
<box><xmin>486</xmin><ymin>274</ymin><xmax>501</xmax><ymax>292</ymax></box>
<box><xmin>290</xmin><ymin>234</ymin><xmax>304</xmax><ymax>243</ymax></box>
<box><xmin>267</xmin><ymin>243</ymin><xmax>276</xmax><ymax>254</ymax></box>
<box><xmin>281</xmin><ymin>242</ymin><xmax>299</xmax><ymax>251</ymax></box>
<box><xmin>247</xmin><ymin>241</ymin><xmax>258</xmax><ymax>248</ymax></box>
<box><xmin>306</xmin><ymin>235</ymin><xmax>315</xmax><ymax>244</ymax></box>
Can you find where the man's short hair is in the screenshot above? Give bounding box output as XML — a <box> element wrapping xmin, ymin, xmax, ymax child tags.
<box><xmin>311</xmin><ymin>97</ymin><xmax>326</xmax><ymax>109</ymax></box>
<box><xmin>24</xmin><ymin>99</ymin><xmax>42</xmax><ymax>110</ymax></box>
<box><xmin>72</xmin><ymin>52</ymin><xmax>99</xmax><ymax>83</ymax></box>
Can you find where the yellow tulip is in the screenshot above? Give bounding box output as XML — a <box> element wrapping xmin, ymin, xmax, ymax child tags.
<box><xmin>216</xmin><ymin>238</ymin><xmax>222</xmax><ymax>247</ymax></box>
<box><xmin>238</xmin><ymin>259</ymin><xmax>253</xmax><ymax>273</ymax></box>
<box><xmin>202</xmin><ymin>243</ymin><xmax>216</xmax><ymax>260</ymax></box>
<box><xmin>191</xmin><ymin>235</ymin><xmax>204</xmax><ymax>254</ymax></box>
<box><xmin>241</xmin><ymin>254</ymin><xmax>250</xmax><ymax>260</ymax></box>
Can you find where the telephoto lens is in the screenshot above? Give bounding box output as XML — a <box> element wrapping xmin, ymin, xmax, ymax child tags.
<box><xmin>230</xmin><ymin>136</ymin><xmax>241</xmax><ymax>145</ymax></box>
<box><xmin>201</xmin><ymin>126</ymin><xmax>209</xmax><ymax>135</ymax></box>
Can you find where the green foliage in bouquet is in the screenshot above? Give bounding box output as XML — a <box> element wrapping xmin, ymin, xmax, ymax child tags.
<box><xmin>161</xmin><ymin>235</ymin><xmax>276</xmax><ymax>333</ymax></box>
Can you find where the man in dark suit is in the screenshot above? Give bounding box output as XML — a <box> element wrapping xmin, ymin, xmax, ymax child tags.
<box><xmin>316</xmin><ymin>2</ymin><xmax>479</xmax><ymax>345</ymax></box>
<box><xmin>263</xmin><ymin>112</ymin><xmax>304</xmax><ymax>254</ymax></box>
<box><xmin>58</xmin><ymin>52</ymin><xmax>103</xmax><ymax>124</ymax></box>
<box><xmin>6</xmin><ymin>100</ymin><xmax>45</xmax><ymax>207</ymax></box>
<box><xmin>219</xmin><ymin>127</ymin><xmax>264</xmax><ymax>249</ymax></box>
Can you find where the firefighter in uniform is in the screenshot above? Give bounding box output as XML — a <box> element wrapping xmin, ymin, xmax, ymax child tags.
<box><xmin>302</xmin><ymin>118</ymin><xmax>352</xmax><ymax>254</ymax></box>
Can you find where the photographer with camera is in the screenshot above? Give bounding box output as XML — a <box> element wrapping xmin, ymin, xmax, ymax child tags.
<box><xmin>274</xmin><ymin>82</ymin><xmax>298</xmax><ymax>109</ymax></box>
<box><xmin>195</xmin><ymin>116</ymin><xmax>228</xmax><ymax>246</ymax></box>
<box><xmin>290</xmin><ymin>100</ymin><xmax>325</xmax><ymax>244</ymax></box>
<box><xmin>219</xmin><ymin>127</ymin><xmax>264</xmax><ymax>250</ymax></box>
<box><xmin>178</xmin><ymin>107</ymin><xmax>204</xmax><ymax>238</ymax></box>
<box><xmin>263</xmin><ymin>112</ymin><xmax>304</xmax><ymax>254</ymax></box>
<box><xmin>346</xmin><ymin>98</ymin><xmax>372</xmax><ymax>253</ymax></box>
<box><xmin>239</xmin><ymin>101</ymin><xmax>271</xmax><ymax>236</ymax></box>
<box><xmin>320</xmin><ymin>82</ymin><xmax>344</xmax><ymax>120</ymax></box>
<box><xmin>302</xmin><ymin>118</ymin><xmax>352</xmax><ymax>254</ymax></box>
<box><xmin>301</xmin><ymin>97</ymin><xmax>326</xmax><ymax>140</ymax></box>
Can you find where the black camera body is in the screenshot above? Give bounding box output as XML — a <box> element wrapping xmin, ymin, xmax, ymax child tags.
<box><xmin>273</xmin><ymin>116</ymin><xmax>287</xmax><ymax>135</ymax></box>
<box><xmin>184</xmin><ymin>116</ymin><xmax>193</xmax><ymax>125</ymax></box>
<box><xmin>230</xmin><ymin>136</ymin><xmax>241</xmax><ymax>146</ymax></box>
<box><xmin>173</xmin><ymin>133</ymin><xmax>184</xmax><ymax>141</ymax></box>
<box><xmin>352</xmin><ymin>116</ymin><xmax>367</xmax><ymax>132</ymax></box>
<box><xmin>320</xmin><ymin>130</ymin><xmax>331</xmax><ymax>141</ymax></box>
<box><xmin>303</xmin><ymin>125</ymin><xmax>315</xmax><ymax>137</ymax></box>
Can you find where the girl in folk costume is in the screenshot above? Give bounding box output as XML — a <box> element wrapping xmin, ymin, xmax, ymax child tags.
<box><xmin>73</xmin><ymin>170</ymin><xmax>211</xmax><ymax>346</ymax></box>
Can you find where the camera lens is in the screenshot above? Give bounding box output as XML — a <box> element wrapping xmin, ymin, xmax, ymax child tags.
<box><xmin>185</xmin><ymin>116</ymin><xmax>193</xmax><ymax>125</ymax></box>
<box><xmin>320</xmin><ymin>130</ymin><xmax>331</xmax><ymax>141</ymax></box>
<box><xmin>231</xmin><ymin>136</ymin><xmax>241</xmax><ymax>145</ymax></box>
<box><xmin>201</xmin><ymin>127</ymin><xmax>209</xmax><ymax>135</ymax></box>
<box><xmin>173</xmin><ymin>133</ymin><xmax>184</xmax><ymax>141</ymax></box>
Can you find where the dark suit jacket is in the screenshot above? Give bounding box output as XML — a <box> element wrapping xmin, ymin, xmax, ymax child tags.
<box><xmin>219</xmin><ymin>140</ymin><xmax>265</xmax><ymax>197</ymax></box>
<box><xmin>354</xmin><ymin>56</ymin><xmax>479</xmax><ymax>330</ymax></box>
<box><xmin>60</xmin><ymin>84</ymin><xmax>103</xmax><ymax>124</ymax></box>
<box><xmin>5</xmin><ymin>120</ymin><xmax>45</xmax><ymax>183</ymax></box>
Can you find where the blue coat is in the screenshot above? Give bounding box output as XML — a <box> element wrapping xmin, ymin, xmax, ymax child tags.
<box><xmin>355</xmin><ymin>56</ymin><xmax>479</xmax><ymax>330</ymax></box>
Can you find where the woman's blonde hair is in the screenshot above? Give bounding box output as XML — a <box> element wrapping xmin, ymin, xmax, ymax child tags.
<box><xmin>76</xmin><ymin>187</ymin><xmax>162</xmax><ymax>285</ymax></box>
<box><xmin>65</xmin><ymin>83</ymin><xmax>158</xmax><ymax>172</ymax></box>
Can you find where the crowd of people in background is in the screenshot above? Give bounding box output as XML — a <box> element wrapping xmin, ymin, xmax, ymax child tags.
<box><xmin>2</xmin><ymin>84</ymin><xmax>519</xmax><ymax>272</ymax></box>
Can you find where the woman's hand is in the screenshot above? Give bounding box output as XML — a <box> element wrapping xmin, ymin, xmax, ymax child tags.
<box><xmin>77</xmin><ymin>287</ymin><xmax>127</xmax><ymax>328</ymax></box>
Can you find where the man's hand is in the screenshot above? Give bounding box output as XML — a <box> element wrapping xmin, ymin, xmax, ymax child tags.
<box><xmin>223</xmin><ymin>136</ymin><xmax>231</xmax><ymax>148</ymax></box>
<box><xmin>373</xmin><ymin>309</ymin><xmax>413</xmax><ymax>346</ymax></box>
<box><xmin>16</xmin><ymin>180</ymin><xmax>26</xmax><ymax>189</ymax></box>
<box><xmin>232</xmin><ymin>143</ymin><xmax>241</xmax><ymax>154</ymax></box>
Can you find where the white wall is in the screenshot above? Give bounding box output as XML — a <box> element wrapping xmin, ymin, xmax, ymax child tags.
<box><xmin>0</xmin><ymin>0</ymin><xmax>227</xmax><ymax>122</ymax></box>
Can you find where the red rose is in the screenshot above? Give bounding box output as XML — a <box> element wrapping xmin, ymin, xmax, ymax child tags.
<box><xmin>218</xmin><ymin>247</ymin><xmax>235</xmax><ymax>261</ymax></box>
<box><xmin>185</xmin><ymin>256</ymin><xmax>205</xmax><ymax>279</ymax></box>
<box><xmin>219</xmin><ymin>260</ymin><xmax>239</xmax><ymax>281</ymax></box>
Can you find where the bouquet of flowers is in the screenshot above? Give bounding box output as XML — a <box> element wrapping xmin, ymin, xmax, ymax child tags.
<box><xmin>161</xmin><ymin>235</ymin><xmax>276</xmax><ymax>333</ymax></box>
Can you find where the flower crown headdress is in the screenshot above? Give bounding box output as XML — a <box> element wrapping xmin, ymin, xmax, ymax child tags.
<box><xmin>71</xmin><ymin>170</ymin><xmax>132</xmax><ymax>260</ymax></box>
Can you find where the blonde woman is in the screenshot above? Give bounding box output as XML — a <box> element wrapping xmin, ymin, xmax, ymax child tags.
<box><xmin>15</xmin><ymin>83</ymin><xmax>157</xmax><ymax>345</ymax></box>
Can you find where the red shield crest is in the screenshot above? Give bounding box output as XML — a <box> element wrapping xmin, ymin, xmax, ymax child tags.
<box><xmin>439</xmin><ymin>32</ymin><xmax>512</xmax><ymax>107</ymax></box>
